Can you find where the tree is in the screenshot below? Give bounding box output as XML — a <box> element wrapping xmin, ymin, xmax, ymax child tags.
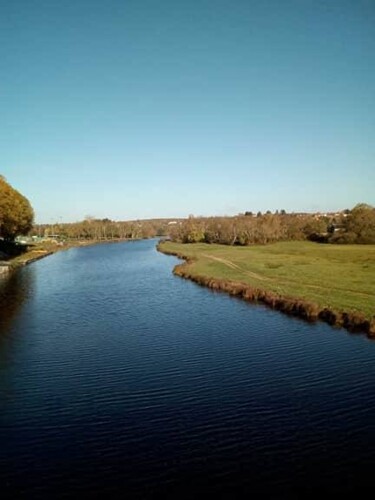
<box><xmin>0</xmin><ymin>176</ymin><xmax>34</xmax><ymax>241</ymax></box>
<box><xmin>343</xmin><ymin>203</ymin><xmax>375</xmax><ymax>244</ymax></box>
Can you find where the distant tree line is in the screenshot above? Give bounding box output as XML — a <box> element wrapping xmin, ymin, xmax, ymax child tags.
<box><xmin>2</xmin><ymin>173</ymin><xmax>373</xmax><ymax>247</ymax></box>
<box><xmin>169</xmin><ymin>204</ymin><xmax>375</xmax><ymax>245</ymax></box>
<box><xmin>31</xmin><ymin>217</ymin><xmax>174</xmax><ymax>241</ymax></box>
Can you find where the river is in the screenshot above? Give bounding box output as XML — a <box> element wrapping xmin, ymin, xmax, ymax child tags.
<box><xmin>0</xmin><ymin>239</ymin><xmax>375</xmax><ymax>498</ymax></box>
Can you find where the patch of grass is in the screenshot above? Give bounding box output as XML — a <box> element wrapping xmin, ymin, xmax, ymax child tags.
<box><xmin>265</xmin><ymin>262</ymin><xmax>284</xmax><ymax>269</ymax></box>
<box><xmin>159</xmin><ymin>240</ymin><xmax>375</xmax><ymax>320</ymax></box>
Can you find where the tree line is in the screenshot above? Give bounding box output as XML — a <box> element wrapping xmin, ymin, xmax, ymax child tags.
<box><xmin>169</xmin><ymin>204</ymin><xmax>375</xmax><ymax>245</ymax></box>
<box><xmin>30</xmin><ymin>217</ymin><xmax>173</xmax><ymax>241</ymax></box>
<box><xmin>0</xmin><ymin>176</ymin><xmax>175</xmax><ymax>244</ymax></box>
<box><xmin>1</xmin><ymin>176</ymin><xmax>374</xmax><ymax>246</ymax></box>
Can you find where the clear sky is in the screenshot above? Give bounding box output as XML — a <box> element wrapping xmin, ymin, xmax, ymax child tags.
<box><xmin>1</xmin><ymin>0</ymin><xmax>374</xmax><ymax>223</ymax></box>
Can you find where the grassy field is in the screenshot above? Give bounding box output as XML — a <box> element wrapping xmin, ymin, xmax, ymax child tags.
<box><xmin>160</xmin><ymin>240</ymin><xmax>375</xmax><ymax>320</ymax></box>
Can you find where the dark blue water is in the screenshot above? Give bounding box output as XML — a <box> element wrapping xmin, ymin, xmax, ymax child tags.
<box><xmin>1</xmin><ymin>239</ymin><xmax>375</xmax><ymax>498</ymax></box>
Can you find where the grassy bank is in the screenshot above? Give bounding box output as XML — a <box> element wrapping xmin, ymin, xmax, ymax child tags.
<box><xmin>7</xmin><ymin>238</ymin><xmax>128</xmax><ymax>269</ymax></box>
<box><xmin>158</xmin><ymin>240</ymin><xmax>375</xmax><ymax>336</ymax></box>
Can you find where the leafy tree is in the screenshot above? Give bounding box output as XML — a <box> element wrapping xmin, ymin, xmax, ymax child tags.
<box><xmin>167</xmin><ymin>204</ymin><xmax>374</xmax><ymax>247</ymax></box>
<box><xmin>302</xmin><ymin>218</ymin><xmax>327</xmax><ymax>238</ymax></box>
<box><xmin>343</xmin><ymin>204</ymin><xmax>375</xmax><ymax>243</ymax></box>
<box><xmin>0</xmin><ymin>176</ymin><xmax>34</xmax><ymax>241</ymax></box>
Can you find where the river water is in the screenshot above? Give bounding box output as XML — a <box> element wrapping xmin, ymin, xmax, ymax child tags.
<box><xmin>0</xmin><ymin>239</ymin><xmax>375</xmax><ymax>498</ymax></box>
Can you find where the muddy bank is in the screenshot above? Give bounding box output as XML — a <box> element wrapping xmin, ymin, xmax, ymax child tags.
<box><xmin>158</xmin><ymin>243</ymin><xmax>375</xmax><ymax>338</ymax></box>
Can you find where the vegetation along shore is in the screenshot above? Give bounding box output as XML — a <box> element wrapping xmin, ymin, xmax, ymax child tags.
<box><xmin>2</xmin><ymin>239</ymin><xmax>119</xmax><ymax>271</ymax></box>
<box><xmin>0</xmin><ymin>175</ymin><xmax>174</xmax><ymax>272</ymax></box>
<box><xmin>158</xmin><ymin>240</ymin><xmax>375</xmax><ymax>338</ymax></box>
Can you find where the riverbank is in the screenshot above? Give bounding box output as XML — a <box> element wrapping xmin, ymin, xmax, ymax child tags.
<box><xmin>3</xmin><ymin>238</ymin><xmax>130</xmax><ymax>271</ymax></box>
<box><xmin>158</xmin><ymin>240</ymin><xmax>375</xmax><ymax>337</ymax></box>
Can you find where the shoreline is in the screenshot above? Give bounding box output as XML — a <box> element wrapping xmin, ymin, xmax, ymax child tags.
<box><xmin>157</xmin><ymin>242</ymin><xmax>375</xmax><ymax>339</ymax></box>
<box><xmin>4</xmin><ymin>238</ymin><xmax>132</xmax><ymax>271</ymax></box>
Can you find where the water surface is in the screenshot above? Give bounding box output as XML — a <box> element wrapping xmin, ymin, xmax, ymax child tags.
<box><xmin>1</xmin><ymin>239</ymin><xmax>375</xmax><ymax>497</ymax></box>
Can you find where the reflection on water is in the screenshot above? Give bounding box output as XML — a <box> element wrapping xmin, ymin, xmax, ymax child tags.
<box><xmin>0</xmin><ymin>267</ymin><xmax>34</xmax><ymax>335</ymax></box>
<box><xmin>0</xmin><ymin>267</ymin><xmax>34</xmax><ymax>409</ymax></box>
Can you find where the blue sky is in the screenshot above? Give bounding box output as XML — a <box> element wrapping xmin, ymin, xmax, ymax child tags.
<box><xmin>1</xmin><ymin>0</ymin><xmax>374</xmax><ymax>223</ymax></box>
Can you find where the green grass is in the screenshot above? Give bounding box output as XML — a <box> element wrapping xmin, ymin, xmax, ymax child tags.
<box><xmin>161</xmin><ymin>240</ymin><xmax>375</xmax><ymax>319</ymax></box>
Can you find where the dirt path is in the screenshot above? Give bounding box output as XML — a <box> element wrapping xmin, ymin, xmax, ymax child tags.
<box><xmin>202</xmin><ymin>254</ymin><xmax>271</xmax><ymax>281</ymax></box>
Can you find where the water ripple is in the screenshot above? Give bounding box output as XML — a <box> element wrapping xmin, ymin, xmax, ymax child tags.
<box><xmin>1</xmin><ymin>240</ymin><xmax>375</xmax><ymax>497</ymax></box>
